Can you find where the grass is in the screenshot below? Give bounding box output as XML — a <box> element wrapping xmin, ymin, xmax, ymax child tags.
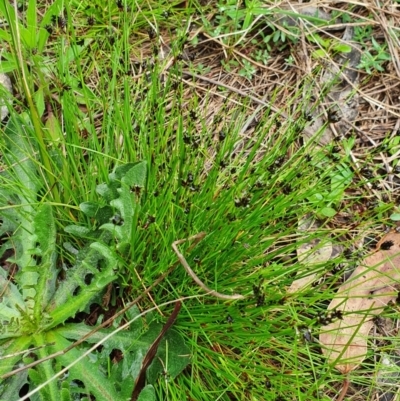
<box><xmin>0</xmin><ymin>0</ymin><xmax>399</xmax><ymax>400</ymax></box>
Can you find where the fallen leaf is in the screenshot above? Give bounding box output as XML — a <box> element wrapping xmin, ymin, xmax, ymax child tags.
<box><xmin>319</xmin><ymin>232</ymin><xmax>400</xmax><ymax>373</ymax></box>
<box><xmin>288</xmin><ymin>216</ymin><xmax>333</xmax><ymax>293</ymax></box>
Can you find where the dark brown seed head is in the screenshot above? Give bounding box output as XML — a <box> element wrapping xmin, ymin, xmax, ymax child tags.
<box><xmin>380</xmin><ymin>240</ymin><xmax>394</xmax><ymax>250</ymax></box>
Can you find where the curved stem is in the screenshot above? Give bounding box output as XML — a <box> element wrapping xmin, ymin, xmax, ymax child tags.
<box><xmin>337</xmin><ymin>377</ymin><xmax>350</xmax><ymax>401</ymax></box>
<box><xmin>172</xmin><ymin>232</ymin><xmax>245</xmax><ymax>301</ymax></box>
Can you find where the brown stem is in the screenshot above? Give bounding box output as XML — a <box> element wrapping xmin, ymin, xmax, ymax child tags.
<box><xmin>337</xmin><ymin>377</ymin><xmax>350</xmax><ymax>401</ymax></box>
<box><xmin>172</xmin><ymin>232</ymin><xmax>245</xmax><ymax>300</ymax></box>
<box><xmin>130</xmin><ymin>301</ymin><xmax>182</xmax><ymax>401</ymax></box>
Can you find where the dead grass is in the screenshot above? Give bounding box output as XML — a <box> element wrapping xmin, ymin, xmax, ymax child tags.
<box><xmin>123</xmin><ymin>1</ymin><xmax>400</xmax><ymax>200</ymax></box>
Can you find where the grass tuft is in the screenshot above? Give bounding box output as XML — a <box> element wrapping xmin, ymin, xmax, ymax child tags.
<box><xmin>1</xmin><ymin>0</ymin><xmax>399</xmax><ymax>399</ymax></box>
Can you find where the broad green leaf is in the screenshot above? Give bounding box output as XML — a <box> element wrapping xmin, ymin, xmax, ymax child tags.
<box><xmin>47</xmin><ymin>235</ymin><xmax>116</xmax><ymax>328</ymax></box>
<box><xmin>26</xmin><ymin>0</ymin><xmax>37</xmax><ymax>47</ymax></box>
<box><xmin>2</xmin><ymin>116</ymin><xmax>41</xmax><ymax>202</ymax></box>
<box><xmin>47</xmin><ymin>266</ymin><xmax>116</xmax><ymax>328</ymax></box>
<box><xmin>46</xmin><ymin>331</ymin><xmax>120</xmax><ymax>401</ymax></box>
<box><xmin>80</xmin><ymin>201</ymin><xmax>101</xmax><ymax>217</ymax></box>
<box><xmin>137</xmin><ymin>385</ymin><xmax>156</xmax><ymax>401</ymax></box>
<box><xmin>31</xmin><ymin>333</ymin><xmax>59</xmax><ymax>401</ymax></box>
<box><xmin>390</xmin><ymin>213</ymin><xmax>400</xmax><ymax>221</ymax></box>
<box><xmin>61</xmin><ymin>383</ymin><xmax>72</xmax><ymax>401</ymax></box>
<box><xmin>95</xmin><ymin>205</ymin><xmax>115</xmax><ymax>225</ymax></box>
<box><xmin>33</xmin><ymin>88</ymin><xmax>45</xmax><ymax>117</ymax></box>
<box><xmin>307</xmin><ymin>193</ymin><xmax>323</xmax><ymax>202</ymax></box>
<box><xmin>32</xmin><ymin>204</ymin><xmax>58</xmax><ymax>322</ymax></box>
<box><xmin>332</xmin><ymin>43</ymin><xmax>352</xmax><ymax>53</ymax></box>
<box><xmin>110</xmin><ymin>162</ymin><xmax>139</xmax><ymax>181</ymax></box>
<box><xmin>44</xmin><ymin>111</ymin><xmax>63</xmax><ymax>142</ymax></box>
<box><xmin>0</xmin><ymin>270</ymin><xmax>24</xmax><ymax>319</ymax></box>
<box><xmin>307</xmin><ymin>33</ymin><xmax>329</xmax><ymax>48</ymax></box>
<box><xmin>0</xmin><ymin>369</ymin><xmax>28</xmax><ymax>401</ymax></box>
<box><xmin>122</xmin><ymin>160</ymin><xmax>147</xmax><ymax>188</ymax></box>
<box><xmin>0</xmin><ymin>29</ymin><xmax>11</xmax><ymax>41</ymax></box>
<box><xmin>100</xmin><ymin>185</ymin><xmax>137</xmax><ymax>245</ymax></box>
<box><xmin>147</xmin><ymin>328</ymin><xmax>190</xmax><ymax>383</ymax></box>
<box><xmin>0</xmin><ymin>336</ymin><xmax>33</xmax><ymax>377</ymax></box>
<box><xmin>312</xmin><ymin>49</ymin><xmax>326</xmax><ymax>59</ymax></box>
<box><xmin>0</xmin><ymin>118</ymin><xmax>44</xmax><ymax>318</ymax></box>
<box><xmin>96</xmin><ymin>182</ymin><xmax>119</xmax><ymax>203</ymax></box>
<box><xmin>0</xmin><ymin>58</ymin><xmax>17</xmax><ymax>73</ymax></box>
<box><xmin>319</xmin><ymin>207</ymin><xmax>336</xmax><ymax>217</ymax></box>
<box><xmin>79</xmin><ymin>202</ymin><xmax>114</xmax><ymax>224</ymax></box>
<box><xmin>64</xmin><ymin>225</ymin><xmax>92</xmax><ymax>237</ymax></box>
<box><xmin>55</xmin><ymin>323</ymin><xmax>142</xmax><ymax>350</ymax></box>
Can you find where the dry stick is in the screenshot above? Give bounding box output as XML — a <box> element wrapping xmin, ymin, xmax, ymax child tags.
<box><xmin>337</xmin><ymin>377</ymin><xmax>350</xmax><ymax>401</ymax></box>
<box><xmin>180</xmin><ymin>76</ymin><xmax>249</xmax><ymax>108</ymax></box>
<box><xmin>172</xmin><ymin>232</ymin><xmax>245</xmax><ymax>301</ymax></box>
<box><xmin>0</xmin><ymin>343</ymin><xmax>55</xmax><ymax>361</ymax></box>
<box><xmin>181</xmin><ymin>70</ymin><xmax>281</xmax><ymax>112</ymax></box>
<box><xmin>177</xmin><ymin>70</ymin><xmax>318</xmax><ymax>140</ymax></box>
<box><xmin>130</xmin><ymin>301</ymin><xmax>182</xmax><ymax>401</ymax></box>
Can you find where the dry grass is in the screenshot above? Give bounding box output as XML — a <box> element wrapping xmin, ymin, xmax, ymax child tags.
<box><xmin>127</xmin><ymin>0</ymin><xmax>400</xmax><ymax>199</ymax></box>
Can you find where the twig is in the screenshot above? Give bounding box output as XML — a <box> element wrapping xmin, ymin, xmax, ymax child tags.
<box><xmin>176</xmin><ymin>70</ymin><xmax>317</xmax><ymax>139</ymax></box>
<box><xmin>337</xmin><ymin>377</ymin><xmax>350</xmax><ymax>401</ymax></box>
<box><xmin>130</xmin><ymin>301</ymin><xmax>182</xmax><ymax>401</ymax></box>
<box><xmin>0</xmin><ymin>343</ymin><xmax>55</xmax><ymax>360</ymax></box>
<box><xmin>180</xmin><ymin>70</ymin><xmax>280</xmax><ymax>112</ymax></box>
<box><xmin>172</xmin><ymin>232</ymin><xmax>245</xmax><ymax>300</ymax></box>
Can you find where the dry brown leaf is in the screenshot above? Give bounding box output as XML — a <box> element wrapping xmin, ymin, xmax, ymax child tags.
<box><xmin>319</xmin><ymin>232</ymin><xmax>400</xmax><ymax>373</ymax></box>
<box><xmin>288</xmin><ymin>216</ymin><xmax>333</xmax><ymax>293</ymax></box>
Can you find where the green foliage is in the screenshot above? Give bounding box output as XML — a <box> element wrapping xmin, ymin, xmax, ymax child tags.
<box><xmin>306</xmin><ymin>152</ymin><xmax>353</xmax><ymax>218</ymax></box>
<box><xmin>207</xmin><ymin>0</ymin><xmax>353</xmax><ymax>76</ymax></box>
<box><xmin>252</xmin><ymin>48</ymin><xmax>270</xmax><ymax>65</ymax></box>
<box><xmin>390</xmin><ymin>213</ymin><xmax>400</xmax><ymax>221</ymax></box>
<box><xmin>208</xmin><ymin>1</ymin><xmax>394</xmax><ymax>77</ymax></box>
<box><xmin>238</xmin><ymin>59</ymin><xmax>257</xmax><ymax>80</ymax></box>
<box><xmin>0</xmin><ymin>119</ymin><xmax>189</xmax><ymax>400</ymax></box>
<box><xmin>357</xmin><ymin>36</ymin><xmax>391</xmax><ymax>74</ymax></box>
<box><xmin>352</xmin><ymin>20</ymin><xmax>392</xmax><ymax>74</ymax></box>
<box><xmin>308</xmin><ymin>32</ymin><xmax>352</xmax><ymax>59</ymax></box>
<box><xmin>0</xmin><ymin>1</ymin><xmax>396</xmax><ymax>400</ymax></box>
